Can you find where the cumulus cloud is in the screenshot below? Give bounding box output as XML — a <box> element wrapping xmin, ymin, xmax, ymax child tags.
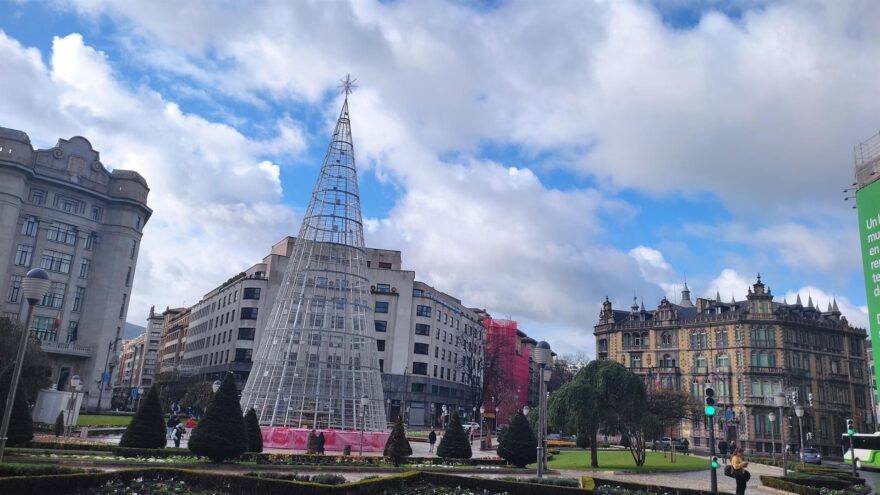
<box><xmin>0</xmin><ymin>31</ymin><xmax>300</xmax><ymax>321</ymax></box>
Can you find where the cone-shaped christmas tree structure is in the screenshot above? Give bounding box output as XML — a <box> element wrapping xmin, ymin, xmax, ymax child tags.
<box><xmin>241</xmin><ymin>76</ymin><xmax>386</xmax><ymax>431</ymax></box>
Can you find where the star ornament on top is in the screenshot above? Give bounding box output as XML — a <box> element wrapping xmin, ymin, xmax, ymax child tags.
<box><xmin>339</xmin><ymin>74</ymin><xmax>357</xmax><ymax>96</ymax></box>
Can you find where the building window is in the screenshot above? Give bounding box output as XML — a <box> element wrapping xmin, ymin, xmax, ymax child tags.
<box><xmin>14</xmin><ymin>245</ymin><xmax>33</xmax><ymax>266</ymax></box>
<box><xmin>416</xmin><ymin>305</ymin><xmax>431</xmax><ymax>317</ymax></box>
<box><xmin>31</xmin><ymin>316</ymin><xmax>56</xmax><ymax>342</ymax></box>
<box><xmin>716</xmin><ymin>353</ymin><xmax>730</xmax><ymax>368</ymax></box>
<box><xmin>55</xmin><ymin>195</ymin><xmax>81</xmax><ymax>213</ymax></box>
<box><xmin>415</xmin><ymin>323</ymin><xmax>431</xmax><ymax>336</ymax></box>
<box><xmin>234</xmin><ymin>348</ymin><xmax>253</xmax><ymax>363</ymax></box>
<box><xmin>433</xmin><ymin>365</ymin><xmax>438</xmax><ymax>377</ymax></box>
<box><xmin>412</xmin><ymin>362</ymin><xmax>428</xmax><ymax>375</ymax></box>
<box><xmin>237</xmin><ymin>327</ymin><xmax>256</xmax><ymax>340</ymax></box>
<box><xmin>695</xmin><ymin>354</ymin><xmax>708</xmax><ymax>370</ymax></box>
<box><xmin>41</xmin><ymin>250</ymin><xmax>72</xmax><ymax>273</ymax></box>
<box><xmin>243</xmin><ymin>287</ymin><xmax>261</xmax><ymax>300</ymax></box>
<box><xmin>29</xmin><ymin>188</ymin><xmax>45</xmax><ymax>205</ymax></box>
<box><xmin>136</xmin><ymin>216</ymin><xmax>142</xmax><ymax>230</ymax></box>
<box><xmin>378</xmin><ymin>262</ymin><xmax>392</xmax><ymax>269</ymax></box>
<box><xmin>414</xmin><ymin>343</ymin><xmax>429</xmax><ymax>355</ymax></box>
<box><xmin>130</xmin><ymin>240</ymin><xmax>137</xmax><ymax>259</ymax></box>
<box><xmin>375</xmin><ymin>301</ymin><xmax>389</xmax><ymax>313</ymax></box>
<box><xmin>91</xmin><ymin>206</ymin><xmax>103</xmax><ymax>221</ymax></box>
<box><xmin>125</xmin><ymin>267</ymin><xmax>132</xmax><ymax>286</ymax></box>
<box><xmin>749</xmin><ymin>326</ymin><xmax>776</xmax><ymax>348</ymax></box>
<box><xmin>240</xmin><ymin>307</ymin><xmax>258</xmax><ymax>320</ymax></box>
<box><xmin>47</xmin><ymin>222</ymin><xmax>77</xmax><ymax>245</ymax></box>
<box><xmin>411</xmin><ymin>383</ymin><xmax>426</xmax><ymax>393</ymax></box>
<box><xmin>377</xmin><ymin>340</ymin><xmax>386</xmax><ymax>351</ymax></box>
<box><xmin>21</xmin><ymin>217</ymin><xmax>38</xmax><ymax>237</ymax></box>
<box><xmin>374</xmin><ymin>320</ymin><xmax>387</xmax><ymax>332</ymax></box>
<box><xmin>375</xmin><ymin>283</ymin><xmax>391</xmax><ymax>293</ymax></box>
<box><xmin>660</xmin><ymin>353</ymin><xmax>675</xmax><ymax>368</ymax></box>
<box><xmin>40</xmin><ymin>282</ymin><xmax>66</xmax><ymax>309</ymax></box>
<box><xmin>72</xmin><ymin>287</ymin><xmax>85</xmax><ymax>312</ymax></box>
<box><xmin>413</xmin><ymin>289</ymin><xmax>424</xmax><ymax>297</ymax></box>
<box><xmin>661</xmin><ymin>332</ymin><xmax>672</xmax><ymax>346</ymax></box>
<box><xmin>630</xmin><ymin>353</ymin><xmax>642</xmax><ymax>368</ymax></box>
<box><xmin>751</xmin><ymin>351</ymin><xmax>777</xmax><ymax>368</ymax></box>
<box><xmin>67</xmin><ymin>321</ymin><xmax>79</xmax><ymax>343</ymax></box>
<box><xmin>6</xmin><ymin>275</ymin><xmax>22</xmax><ymax>303</ymax></box>
<box><xmin>79</xmin><ymin>258</ymin><xmax>90</xmax><ymax>278</ymax></box>
<box><xmin>119</xmin><ymin>294</ymin><xmax>127</xmax><ymax>318</ymax></box>
<box><xmin>84</xmin><ymin>232</ymin><xmax>95</xmax><ymax>250</ymax></box>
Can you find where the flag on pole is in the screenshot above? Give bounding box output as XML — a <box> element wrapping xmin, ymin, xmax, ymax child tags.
<box><xmin>54</xmin><ymin>310</ymin><xmax>62</xmax><ymax>331</ymax></box>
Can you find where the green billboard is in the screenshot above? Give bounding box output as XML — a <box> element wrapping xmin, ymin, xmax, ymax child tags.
<box><xmin>857</xmin><ymin>178</ymin><xmax>880</xmax><ymax>411</ymax></box>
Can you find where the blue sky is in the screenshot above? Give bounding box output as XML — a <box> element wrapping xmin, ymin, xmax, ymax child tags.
<box><xmin>2</xmin><ymin>0</ymin><xmax>878</xmax><ymax>354</ymax></box>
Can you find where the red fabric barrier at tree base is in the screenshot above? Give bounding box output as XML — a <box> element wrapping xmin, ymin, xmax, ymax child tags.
<box><xmin>261</xmin><ymin>427</ymin><xmax>390</xmax><ymax>452</ymax></box>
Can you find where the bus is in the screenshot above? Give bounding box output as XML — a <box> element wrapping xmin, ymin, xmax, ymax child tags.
<box><xmin>842</xmin><ymin>432</ymin><xmax>880</xmax><ymax>469</ymax></box>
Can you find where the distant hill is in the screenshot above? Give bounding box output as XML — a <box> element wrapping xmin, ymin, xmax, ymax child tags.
<box><xmin>123</xmin><ymin>322</ymin><xmax>146</xmax><ymax>340</ymax></box>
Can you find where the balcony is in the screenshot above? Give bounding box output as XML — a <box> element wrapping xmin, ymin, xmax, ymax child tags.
<box><xmin>622</xmin><ymin>343</ymin><xmax>650</xmax><ymax>350</ymax></box>
<box><xmin>40</xmin><ymin>341</ymin><xmax>96</xmax><ymax>358</ymax></box>
<box><xmin>748</xmin><ymin>366</ymin><xmax>784</xmax><ymax>375</ymax></box>
<box><xmin>741</xmin><ymin>396</ymin><xmax>779</xmax><ymax>406</ymax></box>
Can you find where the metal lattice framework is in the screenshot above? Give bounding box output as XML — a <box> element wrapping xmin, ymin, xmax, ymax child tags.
<box><xmin>241</xmin><ymin>82</ymin><xmax>386</xmax><ymax>431</ymax></box>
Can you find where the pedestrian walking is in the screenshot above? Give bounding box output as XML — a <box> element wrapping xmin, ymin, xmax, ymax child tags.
<box><xmin>428</xmin><ymin>430</ymin><xmax>437</xmax><ymax>453</ymax></box>
<box><xmin>167</xmin><ymin>416</ymin><xmax>178</xmax><ymax>439</ymax></box>
<box><xmin>727</xmin><ymin>447</ymin><xmax>751</xmax><ymax>495</ymax></box>
<box><xmin>317</xmin><ymin>432</ymin><xmax>326</xmax><ymax>455</ymax></box>
<box><xmin>172</xmin><ymin>424</ymin><xmax>185</xmax><ymax>448</ymax></box>
<box><xmin>718</xmin><ymin>440</ymin><xmax>729</xmax><ymax>464</ymax></box>
<box><xmin>682</xmin><ymin>438</ymin><xmax>690</xmax><ymax>455</ymax></box>
<box><xmin>185</xmin><ymin>417</ymin><xmax>196</xmax><ymax>437</ymax></box>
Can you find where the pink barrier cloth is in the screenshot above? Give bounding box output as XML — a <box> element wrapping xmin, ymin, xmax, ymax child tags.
<box><xmin>261</xmin><ymin>427</ymin><xmax>390</xmax><ymax>452</ymax></box>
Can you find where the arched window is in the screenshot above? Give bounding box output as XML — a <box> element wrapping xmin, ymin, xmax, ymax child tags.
<box><xmin>623</xmin><ymin>333</ymin><xmax>632</xmax><ymax>346</ymax></box>
<box><xmin>641</xmin><ymin>332</ymin><xmax>649</xmax><ymax>346</ymax></box>
<box><xmin>661</xmin><ymin>332</ymin><xmax>672</xmax><ymax>346</ymax></box>
<box><xmin>633</xmin><ymin>333</ymin><xmax>641</xmax><ymax>346</ymax></box>
<box><xmin>661</xmin><ymin>354</ymin><xmax>675</xmax><ymax>368</ymax></box>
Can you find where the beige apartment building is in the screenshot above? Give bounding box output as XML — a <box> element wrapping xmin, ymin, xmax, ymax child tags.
<box><xmin>595</xmin><ymin>276</ymin><xmax>871</xmax><ymax>457</ymax></box>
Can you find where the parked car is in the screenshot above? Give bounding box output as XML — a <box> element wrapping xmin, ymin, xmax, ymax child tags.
<box><xmin>653</xmin><ymin>437</ymin><xmax>686</xmax><ymax>452</ymax></box>
<box><xmin>800</xmin><ymin>447</ymin><xmax>822</xmax><ymax>464</ymax></box>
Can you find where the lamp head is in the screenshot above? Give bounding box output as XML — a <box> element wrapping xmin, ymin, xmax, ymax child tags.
<box><xmin>22</xmin><ymin>268</ymin><xmax>51</xmax><ymax>303</ymax></box>
<box><xmin>69</xmin><ymin>374</ymin><xmax>81</xmax><ymax>389</ymax></box>
<box><xmin>534</xmin><ymin>341</ymin><xmax>552</xmax><ymax>365</ymax></box>
<box><xmin>360</xmin><ymin>394</ymin><xmax>369</xmax><ymax>407</ymax></box>
<box><xmin>769</xmin><ymin>412</ymin><xmax>776</xmax><ymax>422</ymax></box>
<box><xmin>795</xmin><ymin>405</ymin><xmax>804</xmax><ymax>417</ymax></box>
<box><xmin>480</xmin><ymin>406</ymin><xmax>485</xmax><ymax>414</ymax></box>
<box><xmin>522</xmin><ymin>405</ymin><xmax>530</xmax><ymax>416</ymax></box>
<box><xmin>212</xmin><ymin>380</ymin><xmax>221</xmax><ymax>393</ymax></box>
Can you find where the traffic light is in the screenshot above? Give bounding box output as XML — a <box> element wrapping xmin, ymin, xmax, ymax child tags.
<box><xmin>711</xmin><ymin>456</ymin><xmax>719</xmax><ymax>469</ymax></box>
<box><xmin>705</xmin><ymin>387</ymin><xmax>716</xmax><ymax>417</ymax></box>
<box><xmin>847</xmin><ymin>419</ymin><xmax>855</xmax><ymax>436</ymax></box>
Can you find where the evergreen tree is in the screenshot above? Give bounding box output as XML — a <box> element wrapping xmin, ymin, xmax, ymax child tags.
<box><xmin>436</xmin><ymin>411</ymin><xmax>472</xmax><ymax>459</ymax></box>
<box><xmin>497</xmin><ymin>411</ymin><xmax>537</xmax><ymax>468</ymax></box>
<box><xmin>119</xmin><ymin>386</ymin><xmax>166</xmax><ymax>448</ymax></box>
<box><xmin>188</xmin><ymin>374</ymin><xmax>247</xmax><ymax>462</ymax></box>
<box><xmin>53</xmin><ymin>411</ymin><xmax>65</xmax><ymax>437</ymax></box>
<box><xmin>383</xmin><ymin>416</ymin><xmax>412</xmax><ymax>466</ymax></box>
<box><xmin>0</xmin><ymin>368</ymin><xmax>33</xmax><ymax>445</ymax></box>
<box><xmin>244</xmin><ymin>408</ymin><xmax>263</xmax><ymax>453</ymax></box>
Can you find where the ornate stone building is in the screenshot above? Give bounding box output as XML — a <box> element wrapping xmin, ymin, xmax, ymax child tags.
<box><xmin>595</xmin><ymin>276</ymin><xmax>870</xmax><ymax>456</ymax></box>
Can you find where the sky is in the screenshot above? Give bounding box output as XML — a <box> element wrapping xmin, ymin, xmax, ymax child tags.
<box><xmin>2</xmin><ymin>0</ymin><xmax>879</xmax><ymax>356</ymax></box>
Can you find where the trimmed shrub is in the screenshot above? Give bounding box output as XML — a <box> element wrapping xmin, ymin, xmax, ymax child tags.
<box><xmin>497</xmin><ymin>411</ymin><xmax>537</xmax><ymax>468</ymax></box>
<box><xmin>760</xmin><ymin>475</ymin><xmax>820</xmax><ymax>495</ymax></box>
<box><xmin>188</xmin><ymin>374</ymin><xmax>247</xmax><ymax>462</ymax></box>
<box><xmin>0</xmin><ymin>463</ymin><xmax>89</xmax><ymax>477</ymax></box>
<box><xmin>590</xmin><ymin>475</ymin><xmax>725</xmax><ymax>495</ymax></box>
<box><xmin>119</xmin><ymin>386</ymin><xmax>166</xmax><ymax>448</ymax></box>
<box><xmin>244</xmin><ymin>408</ymin><xmax>263</xmax><ymax>453</ymax></box>
<box><xmin>53</xmin><ymin>411</ymin><xmax>64</xmax><ymax>437</ymax></box>
<box><xmin>498</xmin><ymin>476</ymin><xmax>579</xmax><ymax>487</ymax></box>
<box><xmin>383</xmin><ymin>416</ymin><xmax>413</xmax><ymax>467</ymax></box>
<box><xmin>0</xmin><ymin>367</ymin><xmax>34</xmax><ymax>445</ymax></box>
<box><xmin>436</xmin><ymin>411</ymin><xmax>472</xmax><ymax>459</ymax></box>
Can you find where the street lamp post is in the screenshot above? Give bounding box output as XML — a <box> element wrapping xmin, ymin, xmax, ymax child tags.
<box><xmin>795</xmin><ymin>405</ymin><xmax>805</xmax><ymax>468</ymax></box>
<box><xmin>533</xmin><ymin>341</ymin><xmax>552</xmax><ymax>479</ymax></box>
<box><xmin>430</xmin><ymin>402</ymin><xmax>435</xmax><ymax>428</ymax></box>
<box><xmin>359</xmin><ymin>395</ymin><xmax>369</xmax><ymax>456</ymax></box>
<box><xmin>135</xmin><ymin>387</ymin><xmax>145</xmax><ymax>412</ymax></box>
<box><xmin>769</xmin><ymin>412</ymin><xmax>777</xmax><ymax>461</ymax></box>
<box><xmin>479</xmin><ymin>406</ymin><xmax>485</xmax><ymax>450</ymax></box>
<box><xmin>0</xmin><ymin>268</ymin><xmax>51</xmax><ymax>463</ymax></box>
<box><xmin>774</xmin><ymin>393</ymin><xmax>788</xmax><ymax>476</ymax></box>
<box><xmin>386</xmin><ymin>399</ymin><xmax>391</xmax><ymax>423</ymax></box>
<box><xmin>442</xmin><ymin>404</ymin><xmax>448</xmax><ymax>430</ymax></box>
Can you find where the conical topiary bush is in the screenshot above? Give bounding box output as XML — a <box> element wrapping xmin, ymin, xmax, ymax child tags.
<box><xmin>437</xmin><ymin>411</ymin><xmax>472</xmax><ymax>459</ymax></box>
<box><xmin>244</xmin><ymin>408</ymin><xmax>263</xmax><ymax>453</ymax></box>
<box><xmin>119</xmin><ymin>386</ymin><xmax>166</xmax><ymax>448</ymax></box>
<box><xmin>189</xmin><ymin>374</ymin><xmax>247</xmax><ymax>462</ymax></box>
<box><xmin>497</xmin><ymin>411</ymin><xmax>537</xmax><ymax>468</ymax></box>
<box><xmin>383</xmin><ymin>416</ymin><xmax>412</xmax><ymax>466</ymax></box>
<box><xmin>53</xmin><ymin>410</ymin><xmax>65</xmax><ymax>437</ymax></box>
<box><xmin>0</xmin><ymin>367</ymin><xmax>33</xmax><ymax>445</ymax></box>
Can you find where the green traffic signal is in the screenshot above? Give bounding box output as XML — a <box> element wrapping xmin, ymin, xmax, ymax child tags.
<box><xmin>848</xmin><ymin>429</ymin><xmax>854</xmax><ymax>436</ymax></box>
<box><xmin>711</xmin><ymin>457</ymin><xmax>719</xmax><ymax>469</ymax></box>
<box><xmin>705</xmin><ymin>405</ymin><xmax>716</xmax><ymax>416</ymax></box>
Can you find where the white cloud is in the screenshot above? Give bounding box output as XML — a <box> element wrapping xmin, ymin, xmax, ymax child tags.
<box><xmin>628</xmin><ymin>246</ymin><xmax>680</xmax><ymax>299</ymax></box>
<box><xmin>705</xmin><ymin>268</ymin><xmax>752</xmax><ymax>301</ymax></box>
<box><xmin>0</xmin><ymin>31</ymin><xmax>300</xmax><ymax>322</ymax></box>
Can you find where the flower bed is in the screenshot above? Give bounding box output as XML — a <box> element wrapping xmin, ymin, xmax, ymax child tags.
<box><xmin>0</xmin><ymin>468</ymin><xmax>587</xmax><ymax>495</ymax></box>
<box><xmin>243</xmin><ymin>452</ymin><xmax>509</xmax><ymax>467</ymax></box>
<box><xmin>584</xmin><ymin>476</ymin><xmax>729</xmax><ymax>495</ymax></box>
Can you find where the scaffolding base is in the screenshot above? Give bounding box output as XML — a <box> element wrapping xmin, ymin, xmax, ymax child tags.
<box><xmin>261</xmin><ymin>427</ymin><xmax>390</xmax><ymax>452</ymax></box>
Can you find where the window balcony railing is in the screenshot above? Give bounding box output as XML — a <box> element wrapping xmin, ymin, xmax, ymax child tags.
<box><xmin>748</xmin><ymin>366</ymin><xmax>783</xmax><ymax>374</ymax></box>
<box><xmin>622</xmin><ymin>343</ymin><xmax>650</xmax><ymax>349</ymax></box>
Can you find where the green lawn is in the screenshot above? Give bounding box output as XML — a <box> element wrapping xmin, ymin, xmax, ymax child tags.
<box><xmin>540</xmin><ymin>449</ymin><xmax>708</xmax><ymax>472</ymax></box>
<box><xmin>76</xmin><ymin>414</ymin><xmax>133</xmax><ymax>427</ymax></box>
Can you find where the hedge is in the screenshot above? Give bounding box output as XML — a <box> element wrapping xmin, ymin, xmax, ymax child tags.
<box><xmin>0</xmin><ymin>463</ymin><xmax>90</xmax><ymax>477</ymax></box>
<box><xmin>760</xmin><ymin>476</ymin><xmax>821</xmax><ymax>495</ymax></box>
<box><xmin>243</xmin><ymin>452</ymin><xmax>509</xmax><ymax>466</ymax></box>
<box><xmin>0</xmin><ymin>468</ymin><xmax>589</xmax><ymax>495</ymax></box>
<box><xmin>587</xmin><ymin>476</ymin><xmax>732</xmax><ymax>495</ymax></box>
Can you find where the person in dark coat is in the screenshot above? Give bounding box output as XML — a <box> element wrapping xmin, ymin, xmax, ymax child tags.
<box><xmin>317</xmin><ymin>432</ymin><xmax>326</xmax><ymax>454</ymax></box>
<box><xmin>719</xmin><ymin>440</ymin><xmax>729</xmax><ymax>464</ymax></box>
<box><xmin>428</xmin><ymin>430</ymin><xmax>437</xmax><ymax>453</ymax></box>
<box><xmin>172</xmin><ymin>423</ymin><xmax>185</xmax><ymax>448</ymax></box>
